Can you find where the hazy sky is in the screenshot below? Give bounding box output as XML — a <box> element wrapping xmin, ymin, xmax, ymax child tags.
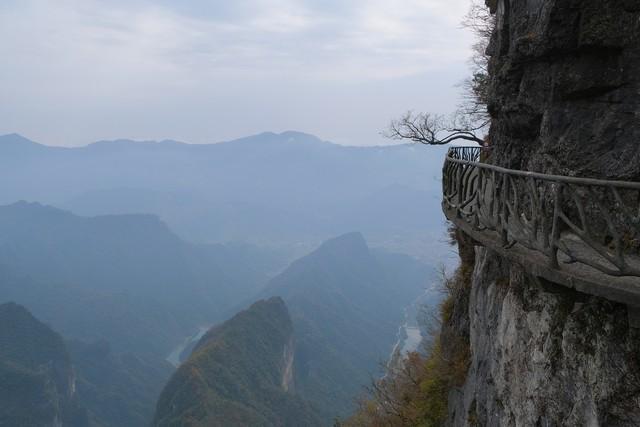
<box><xmin>0</xmin><ymin>0</ymin><xmax>475</xmax><ymax>146</ymax></box>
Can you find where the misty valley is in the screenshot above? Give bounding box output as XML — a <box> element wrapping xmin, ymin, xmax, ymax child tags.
<box><xmin>0</xmin><ymin>132</ymin><xmax>447</xmax><ymax>426</ymax></box>
<box><xmin>5</xmin><ymin>0</ymin><xmax>635</xmax><ymax>425</ymax></box>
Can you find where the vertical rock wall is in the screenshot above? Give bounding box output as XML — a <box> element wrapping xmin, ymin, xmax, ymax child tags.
<box><xmin>449</xmin><ymin>247</ymin><xmax>640</xmax><ymax>426</ymax></box>
<box><xmin>448</xmin><ymin>1</ymin><xmax>640</xmax><ymax>425</ymax></box>
<box><xmin>486</xmin><ymin>0</ymin><xmax>640</xmax><ymax>178</ymax></box>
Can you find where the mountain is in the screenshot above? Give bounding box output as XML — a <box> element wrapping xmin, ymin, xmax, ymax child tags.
<box><xmin>261</xmin><ymin>232</ymin><xmax>436</xmax><ymax>421</ymax></box>
<box><xmin>0</xmin><ymin>131</ymin><xmax>448</xmax><ymax>259</ymax></box>
<box><xmin>0</xmin><ymin>133</ymin><xmax>44</xmax><ymax>154</ymax></box>
<box><xmin>153</xmin><ymin>297</ymin><xmax>321</xmax><ymax>427</ymax></box>
<box><xmin>0</xmin><ymin>201</ymin><xmax>285</xmax><ymax>356</ymax></box>
<box><xmin>0</xmin><ymin>301</ymin><xmax>172</xmax><ymax>427</ymax></box>
<box><xmin>68</xmin><ymin>340</ymin><xmax>173</xmax><ymax>427</ymax></box>
<box><xmin>0</xmin><ymin>302</ymin><xmax>87</xmax><ymax>426</ymax></box>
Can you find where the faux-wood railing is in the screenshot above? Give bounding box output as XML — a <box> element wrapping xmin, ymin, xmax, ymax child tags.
<box><xmin>442</xmin><ymin>146</ymin><xmax>640</xmax><ymax>288</ymax></box>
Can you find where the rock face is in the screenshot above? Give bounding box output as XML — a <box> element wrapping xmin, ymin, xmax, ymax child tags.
<box><xmin>0</xmin><ymin>302</ymin><xmax>87</xmax><ymax>427</ymax></box>
<box><xmin>486</xmin><ymin>0</ymin><xmax>640</xmax><ymax>178</ymax></box>
<box><xmin>449</xmin><ymin>248</ymin><xmax>640</xmax><ymax>426</ymax></box>
<box><xmin>261</xmin><ymin>232</ymin><xmax>433</xmax><ymax>422</ymax></box>
<box><xmin>447</xmin><ymin>1</ymin><xmax>640</xmax><ymax>425</ymax></box>
<box><xmin>68</xmin><ymin>339</ymin><xmax>174</xmax><ymax>427</ymax></box>
<box><xmin>152</xmin><ymin>297</ymin><xmax>321</xmax><ymax>427</ymax></box>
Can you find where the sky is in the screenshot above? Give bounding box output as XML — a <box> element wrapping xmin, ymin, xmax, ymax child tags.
<box><xmin>0</xmin><ymin>0</ymin><xmax>475</xmax><ymax>146</ymax></box>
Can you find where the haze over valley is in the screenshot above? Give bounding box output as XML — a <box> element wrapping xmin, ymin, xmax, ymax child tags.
<box><xmin>0</xmin><ymin>130</ymin><xmax>446</xmax><ymax>425</ymax></box>
<box><xmin>3</xmin><ymin>0</ymin><xmax>640</xmax><ymax>425</ymax></box>
<box><xmin>0</xmin><ymin>132</ymin><xmax>449</xmax><ymax>261</ymax></box>
<box><xmin>0</xmin><ymin>1</ymin><xmax>505</xmax><ymax>426</ymax></box>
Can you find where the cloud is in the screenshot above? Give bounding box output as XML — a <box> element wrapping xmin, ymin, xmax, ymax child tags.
<box><xmin>0</xmin><ymin>0</ymin><xmax>472</xmax><ymax>80</ymax></box>
<box><xmin>0</xmin><ymin>0</ymin><xmax>476</xmax><ymax>145</ymax></box>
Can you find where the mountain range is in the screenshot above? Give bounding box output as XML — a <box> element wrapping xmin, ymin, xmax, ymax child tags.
<box><xmin>0</xmin><ymin>201</ymin><xmax>286</xmax><ymax>356</ymax></box>
<box><xmin>0</xmin><ymin>201</ymin><xmax>437</xmax><ymax>425</ymax></box>
<box><xmin>0</xmin><ymin>132</ymin><xmax>447</xmax><ymax>260</ymax></box>
<box><xmin>0</xmin><ymin>131</ymin><xmax>445</xmax><ymax>426</ymax></box>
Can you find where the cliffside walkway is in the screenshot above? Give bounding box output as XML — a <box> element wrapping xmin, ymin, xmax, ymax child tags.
<box><xmin>442</xmin><ymin>146</ymin><xmax>640</xmax><ymax>310</ymax></box>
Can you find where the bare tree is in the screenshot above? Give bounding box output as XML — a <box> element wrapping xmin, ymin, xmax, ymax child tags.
<box><xmin>385</xmin><ymin>111</ymin><xmax>486</xmax><ymax>145</ymax></box>
<box><xmin>385</xmin><ymin>1</ymin><xmax>494</xmax><ymax>146</ymax></box>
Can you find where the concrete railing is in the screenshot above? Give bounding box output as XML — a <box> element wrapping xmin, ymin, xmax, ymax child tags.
<box><xmin>442</xmin><ymin>146</ymin><xmax>640</xmax><ymax>306</ymax></box>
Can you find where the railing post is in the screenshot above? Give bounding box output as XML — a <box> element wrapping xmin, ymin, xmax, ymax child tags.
<box><xmin>474</xmin><ymin>167</ymin><xmax>482</xmax><ymax>229</ymax></box>
<box><xmin>456</xmin><ymin>162</ymin><xmax>463</xmax><ymax>219</ymax></box>
<box><xmin>549</xmin><ymin>184</ymin><xmax>563</xmax><ymax>269</ymax></box>
<box><xmin>500</xmin><ymin>172</ymin><xmax>509</xmax><ymax>246</ymax></box>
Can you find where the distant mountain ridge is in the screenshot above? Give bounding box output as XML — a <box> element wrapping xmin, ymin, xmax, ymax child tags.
<box><xmin>0</xmin><ymin>131</ymin><xmax>447</xmax><ymax>258</ymax></box>
<box><xmin>0</xmin><ymin>133</ymin><xmax>44</xmax><ymax>147</ymax></box>
<box><xmin>0</xmin><ymin>201</ymin><xmax>285</xmax><ymax>356</ymax></box>
<box><xmin>0</xmin><ymin>131</ymin><xmax>339</xmax><ymax>149</ymax></box>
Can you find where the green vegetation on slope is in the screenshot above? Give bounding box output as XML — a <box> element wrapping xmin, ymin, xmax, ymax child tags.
<box><xmin>262</xmin><ymin>232</ymin><xmax>437</xmax><ymax>422</ymax></box>
<box><xmin>153</xmin><ymin>297</ymin><xmax>321</xmax><ymax>427</ymax></box>
<box><xmin>68</xmin><ymin>339</ymin><xmax>174</xmax><ymax>427</ymax></box>
<box><xmin>0</xmin><ymin>201</ymin><xmax>283</xmax><ymax>356</ymax></box>
<box><xmin>0</xmin><ymin>302</ymin><xmax>88</xmax><ymax>426</ymax></box>
<box><xmin>342</xmin><ymin>232</ymin><xmax>473</xmax><ymax>427</ymax></box>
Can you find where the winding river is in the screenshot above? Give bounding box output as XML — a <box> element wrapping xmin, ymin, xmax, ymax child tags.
<box><xmin>166</xmin><ymin>326</ymin><xmax>209</xmax><ymax>367</ymax></box>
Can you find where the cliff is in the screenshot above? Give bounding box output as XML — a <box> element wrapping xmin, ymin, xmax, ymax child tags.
<box><xmin>68</xmin><ymin>339</ymin><xmax>174</xmax><ymax>427</ymax></box>
<box><xmin>152</xmin><ymin>297</ymin><xmax>321</xmax><ymax>427</ymax></box>
<box><xmin>0</xmin><ymin>302</ymin><xmax>87</xmax><ymax>426</ymax></box>
<box><xmin>446</xmin><ymin>1</ymin><xmax>640</xmax><ymax>426</ymax></box>
<box><xmin>262</xmin><ymin>232</ymin><xmax>431</xmax><ymax>421</ymax></box>
<box><xmin>485</xmin><ymin>0</ymin><xmax>640</xmax><ymax>178</ymax></box>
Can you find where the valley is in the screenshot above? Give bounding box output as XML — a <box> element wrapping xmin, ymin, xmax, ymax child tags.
<box><xmin>0</xmin><ymin>132</ymin><xmax>445</xmax><ymax>426</ymax></box>
<box><xmin>3</xmin><ymin>0</ymin><xmax>640</xmax><ymax>425</ymax></box>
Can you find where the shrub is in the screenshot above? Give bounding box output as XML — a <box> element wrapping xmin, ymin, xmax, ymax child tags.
<box><xmin>340</xmin><ymin>259</ymin><xmax>473</xmax><ymax>427</ymax></box>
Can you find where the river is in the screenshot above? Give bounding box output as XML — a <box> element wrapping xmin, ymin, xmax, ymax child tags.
<box><xmin>166</xmin><ymin>326</ymin><xmax>210</xmax><ymax>367</ymax></box>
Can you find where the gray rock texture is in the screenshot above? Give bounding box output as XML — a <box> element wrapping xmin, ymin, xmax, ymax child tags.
<box><xmin>449</xmin><ymin>247</ymin><xmax>640</xmax><ymax>426</ymax></box>
<box><xmin>447</xmin><ymin>1</ymin><xmax>640</xmax><ymax>425</ymax></box>
<box><xmin>486</xmin><ymin>0</ymin><xmax>640</xmax><ymax>178</ymax></box>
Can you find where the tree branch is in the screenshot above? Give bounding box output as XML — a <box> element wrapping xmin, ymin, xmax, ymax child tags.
<box><xmin>384</xmin><ymin>111</ymin><xmax>485</xmax><ymax>146</ymax></box>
